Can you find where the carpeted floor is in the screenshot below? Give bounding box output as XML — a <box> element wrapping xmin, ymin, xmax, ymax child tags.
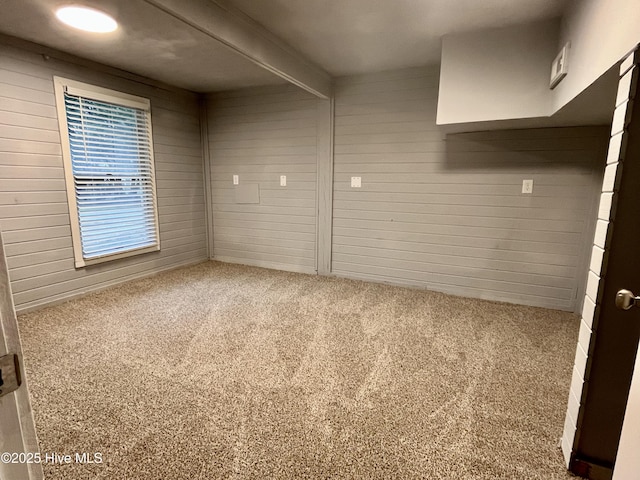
<box><xmin>18</xmin><ymin>261</ymin><xmax>582</xmax><ymax>479</ymax></box>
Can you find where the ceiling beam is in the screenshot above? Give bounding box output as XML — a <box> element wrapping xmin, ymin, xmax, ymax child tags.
<box><xmin>143</xmin><ymin>0</ymin><xmax>333</xmax><ymax>98</ymax></box>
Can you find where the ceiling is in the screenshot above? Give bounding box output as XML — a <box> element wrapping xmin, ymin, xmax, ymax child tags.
<box><xmin>0</xmin><ymin>0</ymin><xmax>572</xmax><ymax>92</ymax></box>
<box><xmin>0</xmin><ymin>0</ymin><xmax>617</xmax><ymax>129</ymax></box>
<box><xmin>0</xmin><ymin>0</ymin><xmax>284</xmax><ymax>92</ymax></box>
<box><xmin>222</xmin><ymin>0</ymin><xmax>571</xmax><ymax>76</ymax></box>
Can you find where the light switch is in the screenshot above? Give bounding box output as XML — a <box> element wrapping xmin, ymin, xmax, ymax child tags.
<box><xmin>280</xmin><ymin>175</ymin><xmax>287</xmax><ymax>187</ymax></box>
<box><xmin>351</xmin><ymin>176</ymin><xmax>362</xmax><ymax>188</ymax></box>
<box><xmin>522</xmin><ymin>179</ymin><xmax>533</xmax><ymax>194</ymax></box>
<box><xmin>233</xmin><ymin>175</ymin><xmax>239</xmax><ymax>185</ymax></box>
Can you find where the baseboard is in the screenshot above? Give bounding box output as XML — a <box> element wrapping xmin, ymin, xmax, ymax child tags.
<box><xmin>15</xmin><ymin>258</ymin><xmax>208</xmax><ymax>315</ymax></box>
<box><xmin>213</xmin><ymin>256</ymin><xmax>317</xmax><ymax>276</ymax></box>
<box><xmin>329</xmin><ymin>270</ymin><xmax>573</xmax><ymax>312</ymax></box>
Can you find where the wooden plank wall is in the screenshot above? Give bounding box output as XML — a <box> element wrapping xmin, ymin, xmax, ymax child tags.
<box><xmin>1</xmin><ymin>44</ymin><xmax>609</xmax><ymax>314</ymax></box>
<box><xmin>0</xmin><ymin>43</ymin><xmax>208</xmax><ymax>312</ymax></box>
<box><xmin>207</xmin><ymin>84</ymin><xmax>318</xmax><ymax>274</ymax></box>
<box><xmin>332</xmin><ymin>67</ymin><xmax>608</xmax><ymax>311</ymax></box>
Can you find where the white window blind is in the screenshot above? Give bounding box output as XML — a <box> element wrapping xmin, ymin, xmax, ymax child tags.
<box><xmin>55</xmin><ymin>78</ymin><xmax>160</xmax><ymax>267</ymax></box>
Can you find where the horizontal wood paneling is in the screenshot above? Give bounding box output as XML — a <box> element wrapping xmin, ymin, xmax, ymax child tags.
<box><xmin>0</xmin><ymin>43</ymin><xmax>207</xmax><ymax>312</ymax></box>
<box><xmin>207</xmin><ymin>84</ymin><xmax>318</xmax><ymax>273</ymax></box>
<box><xmin>332</xmin><ymin>67</ymin><xmax>607</xmax><ymax>311</ymax></box>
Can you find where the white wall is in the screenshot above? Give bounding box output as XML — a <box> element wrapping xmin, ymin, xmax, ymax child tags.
<box><xmin>437</xmin><ymin>20</ymin><xmax>559</xmax><ymax>125</ymax></box>
<box><xmin>206</xmin><ymin>84</ymin><xmax>319</xmax><ymax>274</ymax></box>
<box><xmin>438</xmin><ymin>0</ymin><xmax>640</xmax><ymax>127</ymax></box>
<box><xmin>553</xmin><ymin>0</ymin><xmax>640</xmax><ymax>112</ymax></box>
<box><xmin>0</xmin><ymin>42</ymin><xmax>208</xmax><ymax>312</ymax></box>
<box><xmin>0</xmin><ymin>37</ymin><xmax>612</xmax><ymax>315</ymax></box>
<box><xmin>204</xmin><ymin>66</ymin><xmax>609</xmax><ymax>312</ymax></box>
<box><xmin>333</xmin><ymin>67</ymin><xmax>607</xmax><ymax>311</ymax></box>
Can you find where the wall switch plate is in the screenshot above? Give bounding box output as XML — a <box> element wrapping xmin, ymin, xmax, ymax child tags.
<box><xmin>351</xmin><ymin>176</ymin><xmax>362</xmax><ymax>188</ymax></box>
<box><xmin>522</xmin><ymin>179</ymin><xmax>534</xmax><ymax>194</ymax></box>
<box><xmin>280</xmin><ymin>175</ymin><xmax>287</xmax><ymax>187</ymax></box>
<box><xmin>233</xmin><ymin>175</ymin><xmax>239</xmax><ymax>185</ymax></box>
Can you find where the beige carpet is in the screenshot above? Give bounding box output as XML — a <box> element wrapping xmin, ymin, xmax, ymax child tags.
<box><xmin>18</xmin><ymin>261</ymin><xmax>582</xmax><ymax>479</ymax></box>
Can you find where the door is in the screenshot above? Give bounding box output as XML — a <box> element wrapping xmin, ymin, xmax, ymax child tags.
<box><xmin>613</xmin><ymin>323</ymin><xmax>640</xmax><ymax>480</ymax></box>
<box><xmin>567</xmin><ymin>52</ymin><xmax>640</xmax><ymax>477</ymax></box>
<box><xmin>0</xmin><ymin>229</ymin><xmax>43</xmax><ymax>480</ymax></box>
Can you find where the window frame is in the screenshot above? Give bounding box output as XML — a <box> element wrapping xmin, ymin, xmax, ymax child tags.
<box><xmin>53</xmin><ymin>76</ymin><xmax>161</xmax><ymax>268</ymax></box>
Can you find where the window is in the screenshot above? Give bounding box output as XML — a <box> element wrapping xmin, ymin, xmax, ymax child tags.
<box><xmin>54</xmin><ymin>77</ymin><xmax>160</xmax><ymax>268</ymax></box>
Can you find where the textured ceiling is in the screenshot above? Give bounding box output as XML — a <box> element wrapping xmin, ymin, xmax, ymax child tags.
<box><xmin>0</xmin><ymin>0</ymin><xmax>285</xmax><ymax>92</ymax></box>
<box><xmin>222</xmin><ymin>0</ymin><xmax>571</xmax><ymax>75</ymax></box>
<box><xmin>0</xmin><ymin>0</ymin><xmax>572</xmax><ymax>90</ymax></box>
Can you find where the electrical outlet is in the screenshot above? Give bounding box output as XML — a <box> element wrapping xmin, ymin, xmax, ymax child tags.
<box><xmin>522</xmin><ymin>179</ymin><xmax>533</xmax><ymax>194</ymax></box>
<box><xmin>233</xmin><ymin>175</ymin><xmax>239</xmax><ymax>185</ymax></box>
<box><xmin>351</xmin><ymin>176</ymin><xmax>362</xmax><ymax>188</ymax></box>
<box><xmin>280</xmin><ymin>175</ymin><xmax>287</xmax><ymax>187</ymax></box>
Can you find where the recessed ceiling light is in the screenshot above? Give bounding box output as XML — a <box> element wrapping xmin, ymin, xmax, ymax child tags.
<box><xmin>55</xmin><ymin>6</ymin><xmax>118</xmax><ymax>33</ymax></box>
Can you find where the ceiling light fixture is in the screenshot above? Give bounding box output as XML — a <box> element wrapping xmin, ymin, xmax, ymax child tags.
<box><xmin>55</xmin><ymin>6</ymin><xmax>118</xmax><ymax>33</ymax></box>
